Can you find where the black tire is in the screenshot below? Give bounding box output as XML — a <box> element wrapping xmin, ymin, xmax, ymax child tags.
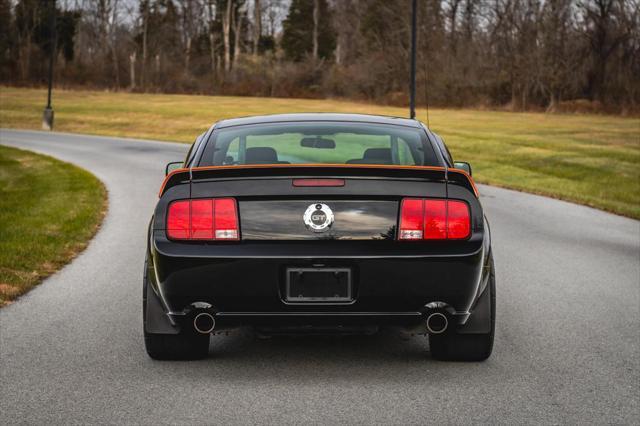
<box><xmin>143</xmin><ymin>254</ymin><xmax>209</xmax><ymax>360</ymax></box>
<box><xmin>429</xmin><ymin>254</ymin><xmax>496</xmax><ymax>362</ymax></box>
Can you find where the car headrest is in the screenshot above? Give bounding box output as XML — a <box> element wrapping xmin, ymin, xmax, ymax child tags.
<box><xmin>363</xmin><ymin>148</ymin><xmax>392</xmax><ymax>160</ymax></box>
<box><xmin>245</xmin><ymin>147</ymin><xmax>279</xmax><ymax>164</ymax></box>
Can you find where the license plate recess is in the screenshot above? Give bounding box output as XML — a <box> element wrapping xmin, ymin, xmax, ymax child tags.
<box><xmin>286</xmin><ymin>268</ymin><xmax>352</xmax><ymax>302</ymax></box>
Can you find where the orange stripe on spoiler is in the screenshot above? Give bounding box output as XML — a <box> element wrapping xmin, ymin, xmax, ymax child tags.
<box><xmin>158</xmin><ymin>164</ymin><xmax>478</xmax><ymax>198</ymax></box>
<box><xmin>158</xmin><ymin>168</ymin><xmax>189</xmax><ymax>197</ymax></box>
<box><xmin>448</xmin><ymin>168</ymin><xmax>480</xmax><ymax>197</ymax></box>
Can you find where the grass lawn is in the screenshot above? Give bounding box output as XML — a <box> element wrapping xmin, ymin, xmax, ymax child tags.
<box><xmin>1</xmin><ymin>86</ymin><xmax>639</xmax><ymax>218</ymax></box>
<box><xmin>0</xmin><ymin>145</ymin><xmax>106</xmax><ymax>306</ymax></box>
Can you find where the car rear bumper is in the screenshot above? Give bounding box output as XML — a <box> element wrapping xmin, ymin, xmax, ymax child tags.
<box><xmin>149</xmin><ymin>232</ymin><xmax>490</xmax><ymax>331</ymax></box>
<box><xmin>176</xmin><ymin>311</ymin><xmax>471</xmax><ymax>332</ymax></box>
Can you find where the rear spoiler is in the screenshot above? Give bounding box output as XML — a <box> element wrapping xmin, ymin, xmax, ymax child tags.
<box><xmin>158</xmin><ymin>164</ymin><xmax>478</xmax><ymax>198</ymax></box>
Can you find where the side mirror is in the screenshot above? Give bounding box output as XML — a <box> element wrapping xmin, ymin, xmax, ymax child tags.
<box><xmin>453</xmin><ymin>161</ymin><xmax>472</xmax><ymax>176</ymax></box>
<box><xmin>165</xmin><ymin>161</ymin><xmax>183</xmax><ymax>176</ymax></box>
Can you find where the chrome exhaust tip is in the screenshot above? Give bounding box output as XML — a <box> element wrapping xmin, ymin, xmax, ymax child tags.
<box><xmin>193</xmin><ymin>312</ymin><xmax>216</xmax><ymax>334</ymax></box>
<box><xmin>426</xmin><ymin>312</ymin><xmax>448</xmax><ymax>334</ymax></box>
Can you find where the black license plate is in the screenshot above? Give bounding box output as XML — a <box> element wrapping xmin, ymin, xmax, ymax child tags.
<box><xmin>286</xmin><ymin>268</ymin><xmax>352</xmax><ymax>302</ymax></box>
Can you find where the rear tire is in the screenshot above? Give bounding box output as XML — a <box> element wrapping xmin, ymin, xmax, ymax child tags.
<box><xmin>143</xmin><ymin>254</ymin><xmax>209</xmax><ymax>360</ymax></box>
<box><xmin>429</xmin><ymin>254</ymin><xmax>496</xmax><ymax>362</ymax></box>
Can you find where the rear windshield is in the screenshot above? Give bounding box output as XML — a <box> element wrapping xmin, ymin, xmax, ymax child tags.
<box><xmin>198</xmin><ymin>122</ymin><xmax>440</xmax><ymax>167</ymax></box>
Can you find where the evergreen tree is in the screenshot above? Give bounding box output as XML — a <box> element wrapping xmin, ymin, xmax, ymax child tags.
<box><xmin>281</xmin><ymin>0</ymin><xmax>335</xmax><ymax>61</ymax></box>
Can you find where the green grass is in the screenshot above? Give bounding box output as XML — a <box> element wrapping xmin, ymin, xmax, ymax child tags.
<box><xmin>1</xmin><ymin>87</ymin><xmax>639</xmax><ymax>218</ymax></box>
<box><xmin>0</xmin><ymin>145</ymin><xmax>106</xmax><ymax>306</ymax></box>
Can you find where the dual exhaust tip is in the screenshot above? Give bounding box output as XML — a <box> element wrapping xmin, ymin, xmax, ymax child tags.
<box><xmin>193</xmin><ymin>305</ymin><xmax>449</xmax><ymax>335</ymax></box>
<box><xmin>193</xmin><ymin>312</ymin><xmax>216</xmax><ymax>334</ymax></box>
<box><xmin>423</xmin><ymin>301</ymin><xmax>452</xmax><ymax>334</ymax></box>
<box><xmin>425</xmin><ymin>312</ymin><xmax>448</xmax><ymax>334</ymax></box>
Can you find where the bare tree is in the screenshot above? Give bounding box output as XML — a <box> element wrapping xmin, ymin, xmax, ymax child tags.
<box><xmin>94</xmin><ymin>0</ymin><xmax>121</xmax><ymax>88</ymax></box>
<box><xmin>615</xmin><ymin>0</ymin><xmax>640</xmax><ymax>108</ymax></box>
<box><xmin>578</xmin><ymin>0</ymin><xmax>632</xmax><ymax>103</ymax></box>
<box><xmin>109</xmin><ymin>1</ymin><xmax>120</xmax><ymax>89</ymax></box>
<box><xmin>179</xmin><ymin>0</ymin><xmax>204</xmax><ymax>75</ymax></box>
<box><xmin>207</xmin><ymin>0</ymin><xmax>217</xmax><ymax>76</ymax></box>
<box><xmin>129</xmin><ymin>50</ymin><xmax>136</xmax><ymax>90</ymax></box>
<box><xmin>253</xmin><ymin>0</ymin><xmax>261</xmax><ymax>56</ymax></box>
<box><xmin>332</xmin><ymin>0</ymin><xmax>364</xmax><ymax>67</ymax></box>
<box><xmin>232</xmin><ymin>2</ymin><xmax>245</xmax><ymax>69</ymax></box>
<box><xmin>312</xmin><ymin>0</ymin><xmax>319</xmax><ymax>59</ymax></box>
<box><xmin>487</xmin><ymin>0</ymin><xmax>542</xmax><ymax>110</ymax></box>
<box><xmin>223</xmin><ymin>0</ymin><xmax>232</xmax><ymax>72</ymax></box>
<box><xmin>540</xmin><ymin>0</ymin><xmax>575</xmax><ymax>110</ymax></box>
<box><xmin>444</xmin><ymin>0</ymin><xmax>462</xmax><ymax>52</ymax></box>
<box><xmin>263</xmin><ymin>0</ymin><xmax>287</xmax><ymax>38</ymax></box>
<box><xmin>4</xmin><ymin>0</ymin><xmax>639</xmax><ymax>110</ymax></box>
<box><xmin>14</xmin><ymin>0</ymin><xmax>38</xmax><ymax>80</ymax></box>
<box><xmin>141</xmin><ymin>0</ymin><xmax>149</xmax><ymax>89</ymax></box>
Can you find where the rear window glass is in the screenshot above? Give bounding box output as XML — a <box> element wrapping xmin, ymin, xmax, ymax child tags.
<box><xmin>198</xmin><ymin>122</ymin><xmax>439</xmax><ymax>167</ymax></box>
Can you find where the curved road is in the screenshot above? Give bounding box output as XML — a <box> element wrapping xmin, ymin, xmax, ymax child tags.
<box><xmin>1</xmin><ymin>129</ymin><xmax>638</xmax><ymax>424</ymax></box>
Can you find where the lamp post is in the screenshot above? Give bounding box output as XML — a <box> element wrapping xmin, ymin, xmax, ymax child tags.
<box><xmin>409</xmin><ymin>0</ymin><xmax>417</xmax><ymax>120</ymax></box>
<box><xmin>42</xmin><ymin>0</ymin><xmax>56</xmax><ymax>131</ymax></box>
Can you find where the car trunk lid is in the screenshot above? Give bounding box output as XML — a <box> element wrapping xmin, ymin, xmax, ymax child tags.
<box><xmin>184</xmin><ymin>165</ymin><xmax>451</xmax><ymax>241</ymax></box>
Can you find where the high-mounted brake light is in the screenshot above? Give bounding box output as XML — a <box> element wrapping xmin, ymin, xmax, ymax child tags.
<box><xmin>292</xmin><ymin>178</ymin><xmax>345</xmax><ymax>187</ymax></box>
<box><xmin>167</xmin><ymin>198</ymin><xmax>239</xmax><ymax>241</ymax></box>
<box><xmin>398</xmin><ymin>198</ymin><xmax>470</xmax><ymax>240</ymax></box>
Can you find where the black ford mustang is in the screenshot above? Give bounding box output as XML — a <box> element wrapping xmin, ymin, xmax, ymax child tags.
<box><xmin>144</xmin><ymin>113</ymin><xmax>495</xmax><ymax>361</ymax></box>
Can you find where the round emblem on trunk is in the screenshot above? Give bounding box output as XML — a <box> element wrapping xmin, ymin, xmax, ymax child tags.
<box><xmin>303</xmin><ymin>203</ymin><xmax>334</xmax><ymax>232</ymax></box>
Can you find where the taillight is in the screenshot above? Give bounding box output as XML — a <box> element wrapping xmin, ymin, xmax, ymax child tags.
<box><xmin>191</xmin><ymin>199</ymin><xmax>214</xmax><ymax>239</ymax></box>
<box><xmin>166</xmin><ymin>198</ymin><xmax>239</xmax><ymax>241</ymax></box>
<box><xmin>398</xmin><ymin>198</ymin><xmax>470</xmax><ymax>240</ymax></box>
<box><xmin>399</xmin><ymin>199</ymin><xmax>424</xmax><ymax>240</ymax></box>
<box><xmin>446</xmin><ymin>200</ymin><xmax>471</xmax><ymax>239</ymax></box>
<box><xmin>424</xmin><ymin>199</ymin><xmax>447</xmax><ymax>239</ymax></box>
<box><xmin>213</xmin><ymin>198</ymin><xmax>239</xmax><ymax>240</ymax></box>
<box><xmin>166</xmin><ymin>200</ymin><xmax>190</xmax><ymax>240</ymax></box>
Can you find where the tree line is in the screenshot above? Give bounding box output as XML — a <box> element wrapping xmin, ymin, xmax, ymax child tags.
<box><xmin>1</xmin><ymin>0</ymin><xmax>638</xmax><ymax>112</ymax></box>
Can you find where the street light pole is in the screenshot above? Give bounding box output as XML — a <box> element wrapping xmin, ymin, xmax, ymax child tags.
<box><xmin>409</xmin><ymin>0</ymin><xmax>417</xmax><ymax>120</ymax></box>
<box><xmin>43</xmin><ymin>0</ymin><xmax>56</xmax><ymax>130</ymax></box>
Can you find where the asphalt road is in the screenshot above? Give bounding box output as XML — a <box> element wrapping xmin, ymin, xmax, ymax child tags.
<box><xmin>1</xmin><ymin>129</ymin><xmax>638</xmax><ymax>425</ymax></box>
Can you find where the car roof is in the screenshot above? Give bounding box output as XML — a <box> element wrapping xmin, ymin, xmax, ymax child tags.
<box><xmin>213</xmin><ymin>113</ymin><xmax>422</xmax><ymax>129</ymax></box>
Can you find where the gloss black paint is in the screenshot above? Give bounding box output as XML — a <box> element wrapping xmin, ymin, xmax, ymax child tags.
<box><xmin>146</xmin><ymin>114</ymin><xmax>493</xmax><ymax>335</ymax></box>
